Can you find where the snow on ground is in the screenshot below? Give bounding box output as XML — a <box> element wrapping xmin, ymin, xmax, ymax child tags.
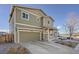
<box><xmin>21</xmin><ymin>41</ymin><xmax>79</xmax><ymax>54</ymax></box>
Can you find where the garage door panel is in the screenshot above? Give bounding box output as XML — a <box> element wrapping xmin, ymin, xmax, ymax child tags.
<box><xmin>19</xmin><ymin>31</ymin><xmax>40</xmax><ymax>42</ymax></box>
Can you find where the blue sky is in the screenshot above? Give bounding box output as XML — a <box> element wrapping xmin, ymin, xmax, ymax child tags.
<box><xmin>0</xmin><ymin>4</ymin><xmax>79</xmax><ymax>33</ymax></box>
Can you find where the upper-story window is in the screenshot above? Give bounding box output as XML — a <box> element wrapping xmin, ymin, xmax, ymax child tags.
<box><xmin>48</xmin><ymin>20</ymin><xmax>50</xmax><ymax>24</ymax></box>
<box><xmin>21</xmin><ymin>10</ymin><xmax>29</xmax><ymax>21</ymax></box>
<box><xmin>36</xmin><ymin>17</ymin><xmax>40</xmax><ymax>22</ymax></box>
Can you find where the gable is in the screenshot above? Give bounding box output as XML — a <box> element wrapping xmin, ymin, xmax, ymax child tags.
<box><xmin>26</xmin><ymin>8</ymin><xmax>46</xmax><ymax>16</ymax></box>
<box><xmin>16</xmin><ymin>8</ymin><xmax>42</xmax><ymax>27</ymax></box>
<box><xmin>9</xmin><ymin>5</ymin><xmax>54</xmax><ymax>23</ymax></box>
<box><xmin>15</xmin><ymin>6</ymin><xmax>47</xmax><ymax>17</ymax></box>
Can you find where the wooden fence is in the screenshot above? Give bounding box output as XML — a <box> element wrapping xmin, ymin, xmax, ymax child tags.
<box><xmin>0</xmin><ymin>33</ymin><xmax>14</xmax><ymax>43</ymax></box>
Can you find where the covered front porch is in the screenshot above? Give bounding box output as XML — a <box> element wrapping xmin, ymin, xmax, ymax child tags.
<box><xmin>41</xmin><ymin>28</ymin><xmax>56</xmax><ymax>41</ymax></box>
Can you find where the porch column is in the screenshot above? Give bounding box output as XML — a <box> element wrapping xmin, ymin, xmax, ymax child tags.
<box><xmin>17</xmin><ymin>30</ymin><xmax>19</xmax><ymax>43</ymax></box>
<box><xmin>40</xmin><ymin>32</ymin><xmax>42</xmax><ymax>41</ymax></box>
<box><xmin>14</xmin><ymin>8</ymin><xmax>16</xmax><ymax>43</ymax></box>
<box><xmin>41</xmin><ymin>29</ymin><xmax>44</xmax><ymax>41</ymax></box>
<box><xmin>48</xmin><ymin>28</ymin><xmax>49</xmax><ymax>41</ymax></box>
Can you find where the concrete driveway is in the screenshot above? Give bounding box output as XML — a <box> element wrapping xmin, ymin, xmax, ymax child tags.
<box><xmin>21</xmin><ymin>41</ymin><xmax>78</xmax><ymax>54</ymax></box>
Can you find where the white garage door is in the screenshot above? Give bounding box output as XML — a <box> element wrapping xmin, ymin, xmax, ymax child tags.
<box><xmin>19</xmin><ymin>31</ymin><xmax>40</xmax><ymax>42</ymax></box>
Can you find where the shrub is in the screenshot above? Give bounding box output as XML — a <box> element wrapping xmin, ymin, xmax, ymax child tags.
<box><xmin>7</xmin><ymin>47</ymin><xmax>17</xmax><ymax>54</ymax></box>
<box><xmin>7</xmin><ymin>46</ymin><xmax>30</xmax><ymax>54</ymax></box>
<box><xmin>56</xmin><ymin>41</ymin><xmax>78</xmax><ymax>48</ymax></box>
<box><xmin>61</xmin><ymin>42</ymin><xmax>78</xmax><ymax>47</ymax></box>
<box><xmin>18</xmin><ymin>47</ymin><xmax>30</xmax><ymax>54</ymax></box>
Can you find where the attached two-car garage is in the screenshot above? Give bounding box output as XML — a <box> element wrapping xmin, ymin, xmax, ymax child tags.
<box><xmin>17</xmin><ymin>30</ymin><xmax>40</xmax><ymax>43</ymax></box>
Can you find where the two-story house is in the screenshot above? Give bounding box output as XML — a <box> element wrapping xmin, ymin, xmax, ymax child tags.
<box><xmin>9</xmin><ymin>5</ymin><xmax>57</xmax><ymax>43</ymax></box>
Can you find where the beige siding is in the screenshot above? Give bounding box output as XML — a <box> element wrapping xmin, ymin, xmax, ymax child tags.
<box><xmin>16</xmin><ymin>24</ymin><xmax>42</xmax><ymax>30</ymax></box>
<box><xmin>19</xmin><ymin>31</ymin><xmax>40</xmax><ymax>42</ymax></box>
<box><xmin>9</xmin><ymin>13</ymin><xmax>14</xmax><ymax>34</ymax></box>
<box><xmin>43</xmin><ymin>17</ymin><xmax>53</xmax><ymax>29</ymax></box>
<box><xmin>26</xmin><ymin>9</ymin><xmax>46</xmax><ymax>16</ymax></box>
<box><xmin>16</xmin><ymin>8</ymin><xmax>41</xmax><ymax>27</ymax></box>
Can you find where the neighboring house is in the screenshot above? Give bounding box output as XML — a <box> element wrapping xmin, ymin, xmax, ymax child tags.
<box><xmin>9</xmin><ymin>5</ymin><xmax>57</xmax><ymax>43</ymax></box>
<box><xmin>60</xmin><ymin>32</ymin><xmax>79</xmax><ymax>39</ymax></box>
<box><xmin>73</xmin><ymin>32</ymin><xmax>79</xmax><ymax>39</ymax></box>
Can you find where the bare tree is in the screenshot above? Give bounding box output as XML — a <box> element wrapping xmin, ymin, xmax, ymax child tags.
<box><xmin>64</xmin><ymin>12</ymin><xmax>79</xmax><ymax>39</ymax></box>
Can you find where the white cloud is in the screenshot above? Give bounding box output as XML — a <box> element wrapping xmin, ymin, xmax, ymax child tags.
<box><xmin>57</xmin><ymin>26</ymin><xmax>62</xmax><ymax>29</ymax></box>
<box><xmin>0</xmin><ymin>29</ymin><xmax>9</xmax><ymax>33</ymax></box>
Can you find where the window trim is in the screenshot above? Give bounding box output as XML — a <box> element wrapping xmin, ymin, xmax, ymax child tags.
<box><xmin>21</xmin><ymin>10</ymin><xmax>29</xmax><ymax>21</ymax></box>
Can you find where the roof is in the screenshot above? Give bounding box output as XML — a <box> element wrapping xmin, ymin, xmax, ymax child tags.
<box><xmin>9</xmin><ymin>5</ymin><xmax>54</xmax><ymax>22</ymax></box>
<box><xmin>43</xmin><ymin>16</ymin><xmax>54</xmax><ymax>21</ymax></box>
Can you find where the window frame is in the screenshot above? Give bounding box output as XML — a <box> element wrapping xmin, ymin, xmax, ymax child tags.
<box><xmin>21</xmin><ymin>10</ymin><xmax>29</xmax><ymax>21</ymax></box>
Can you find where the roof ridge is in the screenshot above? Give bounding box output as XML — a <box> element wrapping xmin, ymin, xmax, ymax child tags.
<box><xmin>12</xmin><ymin>5</ymin><xmax>41</xmax><ymax>10</ymax></box>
